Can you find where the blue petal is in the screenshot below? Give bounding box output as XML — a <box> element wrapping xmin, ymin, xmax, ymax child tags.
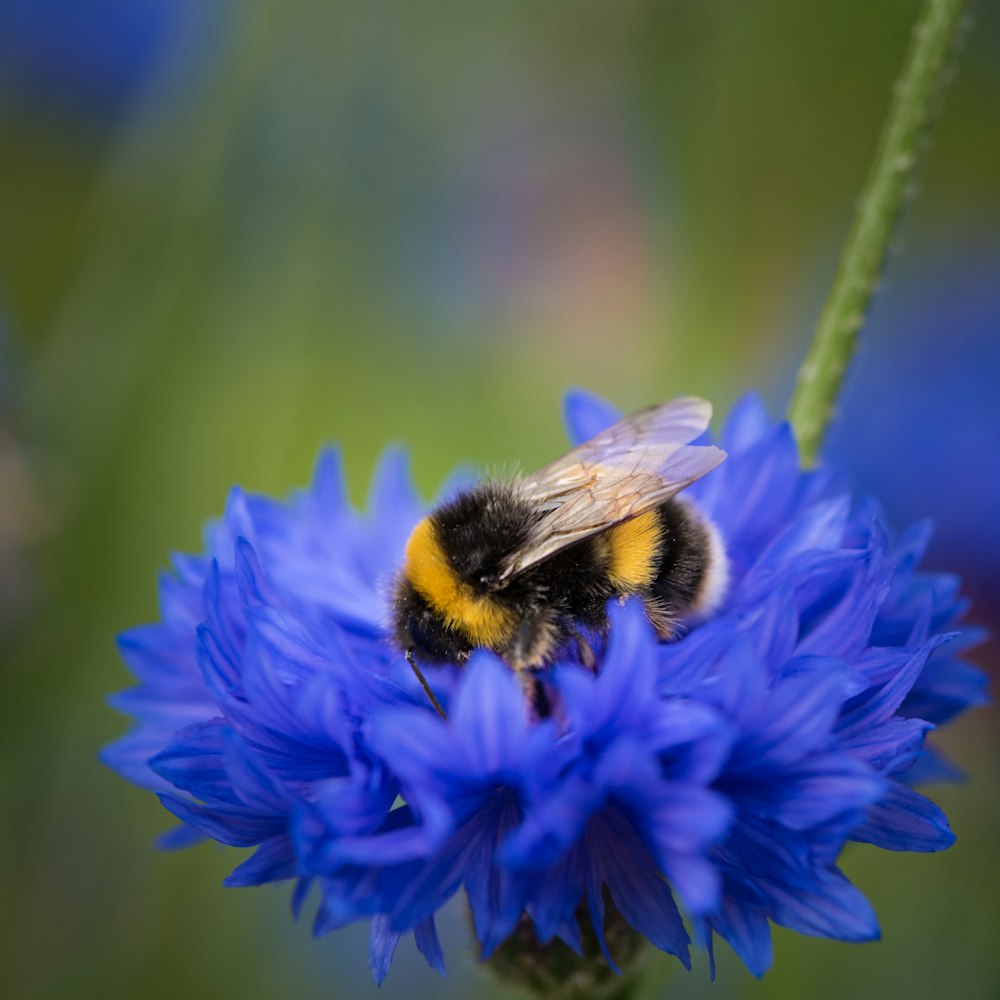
<box><xmin>311</xmin><ymin>765</ymin><xmax>398</xmax><ymax>836</ymax></box>
<box><xmin>368</xmin><ymin>914</ymin><xmax>401</xmax><ymax>986</ymax></box>
<box><xmin>903</xmin><ymin>747</ymin><xmax>965</xmax><ymax>785</ymax></box>
<box><xmin>202</xmin><ymin>560</ymin><xmax>241</xmax><ymax>666</ymax></box>
<box><xmin>452</xmin><ymin>654</ymin><xmax>531</xmax><ymax>777</ymax></box>
<box><xmin>755</xmin><ymin>496</ymin><xmax>850</xmax><ymax>572</ymax></box>
<box><xmin>309</xmin><ymin>446</ymin><xmax>347</xmax><ymax>514</ymax></box>
<box><xmin>712</xmin><ymin>815</ymin><xmax>812</xmax><ymax>889</ymax></box>
<box><xmin>700</xmin><ymin>638</ymin><xmax>767</xmax><ymax>727</ymax></box>
<box><xmin>523</xmin><ymin>848</ymin><xmax>584</xmax><ymax>946</ymax></box>
<box><xmin>235</xmin><ymin>616</ymin><xmax>383</xmax><ymax>759</ymax></box>
<box><xmin>582</xmin><ymin>861</ymin><xmax>616</xmax><ymax>972</ymax></box>
<box><xmin>370</xmin><ymin>710</ymin><xmax>462</xmax><ymax>802</ymax></box>
<box><xmin>157</xmin><ymin>794</ymin><xmax>284</xmax><ymax>847</ymax></box>
<box><xmin>115</xmin><ymin>622</ymin><xmax>195</xmax><ymax>682</ymax></box>
<box><xmin>558</xmin><ymin>600</ymin><xmax>660</xmax><ymax>744</ymax></box>
<box><xmin>106</xmin><ymin>683</ymin><xmax>210</xmax><ymax>721</ymax></box>
<box><xmin>196</xmin><ymin>623</ymin><xmax>241</xmax><ymax>699</ymax></box>
<box><xmin>779</xmin><ymin>655</ymin><xmax>869</xmax><ymax>699</ymax></box>
<box><xmin>150</xmin><ymin>719</ymin><xmax>239</xmax><ymax>805</ymax></box>
<box><xmin>563</xmin><ymin>388</ymin><xmax>620</xmax><ymax>445</ymax></box>
<box><xmin>296</xmin><ymin>795</ymin><xmax>416</xmax><ymax>870</ymax></box>
<box><xmin>162</xmin><ymin>557</ymin><xmax>207</xmax><ymax>613</ymax></box>
<box><xmin>852</xmin><ymin>784</ymin><xmax>956</xmax><ymax>852</ymax></box>
<box><xmin>709</xmin><ymin>892</ymin><xmax>773</xmax><ymax>977</ymax></box>
<box><xmin>291</xmin><ymin>877</ymin><xmax>313</xmax><ymax>919</ymax></box>
<box><xmin>797</xmin><ymin>555</ymin><xmax>892</xmax><ymax>660</ymax></box>
<box><xmin>658</xmin><ymin>852</ymin><xmax>721</xmax><ymax>919</ymax></box>
<box><xmin>733</xmin><ymin>669</ymin><xmax>851</xmax><ymax>769</ymax></box>
<box><xmin>302</xmin><ymin>808</ymin><xmax>444</xmax><ymax>869</ymax></box>
<box><xmin>743</xmin><ymin>590</ymin><xmax>799</xmax><ymax>666</ymax></box>
<box><xmin>838</xmin><ymin>637</ymin><xmax>952</xmax><ymax>738</ymax></box>
<box><xmin>313</xmin><ymin>867</ymin><xmax>386</xmax><ymax>934</ymax></box>
<box><xmin>414</xmin><ymin>915</ymin><xmax>447</xmax><ymax>976</ymax></box>
<box><xmin>647</xmin><ymin>700</ymin><xmax>732</xmax><ymax>783</ymax></box>
<box><xmin>768</xmin><ymin>756</ymin><xmax>885</xmax><ymax>831</ymax></box>
<box><xmin>657</xmin><ymin>619</ymin><xmax>740</xmax><ymax>696</ymax></box>
<box><xmin>242</xmin><ymin>604</ymin><xmax>326</xmax><ymax>685</ymax></box>
<box><xmin>902</xmin><ymin>654</ymin><xmax>990</xmax><ymax>725</ymax></box>
<box><xmin>708</xmin><ymin>423</ymin><xmax>802</xmax><ymax>553</ymax></box>
<box><xmin>224</xmin><ymin>834</ymin><xmax>297</xmax><ymax>886</ymax></box>
<box><xmin>221</xmin><ymin>730</ymin><xmax>295</xmax><ymax>814</ymax></box>
<box><xmin>386</xmin><ymin>790</ymin><xmax>529</xmax><ymax>944</ymax></box>
<box><xmin>840</xmin><ymin>716</ymin><xmax>932</xmax><ymax>774</ymax></box>
<box><xmin>221</xmin><ymin>487</ymin><xmax>259</xmax><ymax>558</ymax></box>
<box><xmin>592</xmin><ymin>811</ymin><xmax>692</xmax><ymax>966</ymax></box>
<box><xmin>101</xmin><ymin>727</ymin><xmax>197</xmax><ymax>793</ymax></box>
<box><xmin>503</xmin><ymin>772</ymin><xmax>595</xmax><ymax>872</ymax></box>
<box><xmin>463</xmin><ymin>795</ymin><xmax>533</xmax><ymax>957</ymax></box>
<box><xmin>625</xmin><ymin>777</ymin><xmax>731</xmax><ymax>869</ymax></box>
<box><xmin>156</xmin><ymin>824</ymin><xmax>206</xmax><ymax>850</ymax></box>
<box><xmin>234</xmin><ymin>537</ymin><xmax>279</xmax><ymax>610</ymax></box>
<box><xmin>364</xmin><ymin>448</ymin><xmax>424</xmax><ymax>574</ymax></box>
<box><xmin>890</xmin><ymin>519</ymin><xmax>934</xmax><ymax>575</ymax></box>
<box><xmin>768</xmin><ymin>871</ymin><xmax>879</xmax><ymax>942</ymax></box>
<box><xmin>720</xmin><ymin>393</ymin><xmax>771</xmax><ymax>453</ymax></box>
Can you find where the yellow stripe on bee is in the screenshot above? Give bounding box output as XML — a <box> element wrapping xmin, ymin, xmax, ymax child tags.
<box><xmin>606</xmin><ymin>510</ymin><xmax>663</xmax><ymax>591</ymax></box>
<box><xmin>403</xmin><ymin>517</ymin><xmax>516</xmax><ymax>649</ymax></box>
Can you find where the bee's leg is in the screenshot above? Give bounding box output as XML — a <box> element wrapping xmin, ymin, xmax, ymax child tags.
<box><xmin>520</xmin><ymin>670</ymin><xmax>552</xmax><ymax>721</ymax></box>
<box><xmin>563</xmin><ymin>625</ymin><xmax>598</xmax><ymax>673</ymax></box>
<box><xmin>507</xmin><ymin>610</ymin><xmax>559</xmax><ymax>672</ymax></box>
<box><xmin>406</xmin><ymin>649</ymin><xmax>447</xmax><ymax>720</ymax></box>
<box><xmin>643</xmin><ymin>597</ymin><xmax>677</xmax><ymax>641</ymax></box>
<box><xmin>576</xmin><ymin>635</ymin><xmax>597</xmax><ymax>673</ymax></box>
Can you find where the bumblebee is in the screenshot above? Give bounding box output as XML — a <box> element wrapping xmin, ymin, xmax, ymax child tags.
<box><xmin>391</xmin><ymin>397</ymin><xmax>729</xmax><ymax>710</ymax></box>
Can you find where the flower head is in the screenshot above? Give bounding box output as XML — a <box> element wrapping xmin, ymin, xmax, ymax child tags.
<box><xmin>103</xmin><ymin>391</ymin><xmax>985</xmax><ymax>985</ymax></box>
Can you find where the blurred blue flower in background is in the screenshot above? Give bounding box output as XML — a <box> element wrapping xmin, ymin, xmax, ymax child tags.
<box><xmin>103</xmin><ymin>390</ymin><xmax>985</xmax><ymax>986</ymax></box>
<box><xmin>0</xmin><ymin>0</ymin><xmax>216</xmax><ymax>129</ymax></box>
<box><xmin>826</xmin><ymin>245</ymin><xmax>1000</xmax><ymax>587</ymax></box>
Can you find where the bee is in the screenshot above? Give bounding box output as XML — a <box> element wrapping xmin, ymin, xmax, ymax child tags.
<box><xmin>391</xmin><ymin>397</ymin><xmax>729</xmax><ymax>714</ymax></box>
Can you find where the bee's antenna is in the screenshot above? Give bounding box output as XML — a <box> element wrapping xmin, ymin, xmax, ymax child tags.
<box><xmin>406</xmin><ymin>649</ymin><xmax>447</xmax><ymax>720</ymax></box>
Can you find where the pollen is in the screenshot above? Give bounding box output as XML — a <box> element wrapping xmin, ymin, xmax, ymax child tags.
<box><xmin>403</xmin><ymin>518</ymin><xmax>516</xmax><ymax>648</ymax></box>
<box><xmin>606</xmin><ymin>510</ymin><xmax>662</xmax><ymax>591</ymax></box>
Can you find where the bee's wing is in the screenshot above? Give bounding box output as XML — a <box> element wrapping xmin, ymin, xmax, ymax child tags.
<box><xmin>498</xmin><ymin>397</ymin><xmax>725</xmax><ymax>582</ymax></box>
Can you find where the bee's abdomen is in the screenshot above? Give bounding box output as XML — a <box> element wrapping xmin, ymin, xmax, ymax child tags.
<box><xmin>650</xmin><ymin>500</ymin><xmax>728</xmax><ymax>619</ymax></box>
<box><xmin>604</xmin><ymin>510</ymin><xmax>663</xmax><ymax>592</ymax></box>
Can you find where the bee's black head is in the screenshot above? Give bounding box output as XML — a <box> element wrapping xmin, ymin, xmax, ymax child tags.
<box><xmin>431</xmin><ymin>481</ymin><xmax>539</xmax><ymax>590</ymax></box>
<box><xmin>392</xmin><ymin>576</ymin><xmax>471</xmax><ymax>665</ymax></box>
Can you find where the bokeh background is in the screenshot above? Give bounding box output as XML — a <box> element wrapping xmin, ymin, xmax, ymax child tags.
<box><xmin>1</xmin><ymin>1</ymin><xmax>997</xmax><ymax>998</ymax></box>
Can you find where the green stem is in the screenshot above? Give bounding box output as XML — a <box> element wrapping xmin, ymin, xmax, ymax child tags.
<box><xmin>788</xmin><ymin>0</ymin><xmax>972</xmax><ymax>465</ymax></box>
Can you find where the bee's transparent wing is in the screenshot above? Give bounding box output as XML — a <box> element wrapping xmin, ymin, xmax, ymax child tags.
<box><xmin>498</xmin><ymin>397</ymin><xmax>725</xmax><ymax>582</ymax></box>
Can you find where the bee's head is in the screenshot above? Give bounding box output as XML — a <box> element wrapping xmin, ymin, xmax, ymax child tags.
<box><xmin>393</xmin><ymin>515</ymin><xmax>518</xmax><ymax>666</ymax></box>
<box><xmin>392</xmin><ymin>574</ymin><xmax>472</xmax><ymax>664</ymax></box>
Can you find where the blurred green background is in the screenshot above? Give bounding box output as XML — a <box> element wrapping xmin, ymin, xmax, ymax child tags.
<box><xmin>1</xmin><ymin>1</ymin><xmax>997</xmax><ymax>997</ymax></box>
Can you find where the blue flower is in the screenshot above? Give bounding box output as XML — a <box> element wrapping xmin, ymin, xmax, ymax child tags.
<box><xmin>103</xmin><ymin>390</ymin><xmax>985</xmax><ymax>985</ymax></box>
<box><xmin>826</xmin><ymin>249</ymin><xmax>1000</xmax><ymax>582</ymax></box>
<box><xmin>0</xmin><ymin>0</ymin><xmax>208</xmax><ymax>127</ymax></box>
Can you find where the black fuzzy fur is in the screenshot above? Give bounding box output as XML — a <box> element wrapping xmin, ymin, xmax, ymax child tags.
<box><xmin>650</xmin><ymin>500</ymin><xmax>711</xmax><ymax>615</ymax></box>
